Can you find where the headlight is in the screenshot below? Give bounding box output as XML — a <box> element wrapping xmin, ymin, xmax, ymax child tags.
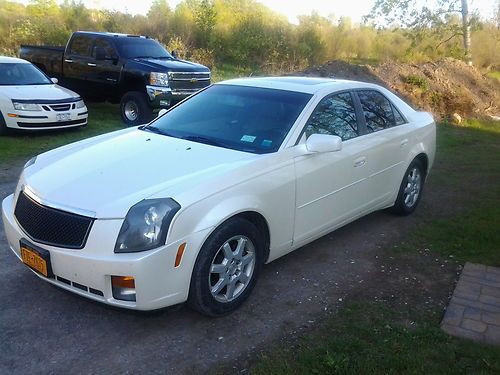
<box><xmin>12</xmin><ymin>102</ymin><xmax>42</xmax><ymax>111</ymax></box>
<box><xmin>114</xmin><ymin>198</ymin><xmax>180</xmax><ymax>253</ymax></box>
<box><xmin>24</xmin><ymin>156</ymin><xmax>37</xmax><ymax>169</ymax></box>
<box><xmin>75</xmin><ymin>100</ymin><xmax>86</xmax><ymax>109</ymax></box>
<box><xmin>150</xmin><ymin>72</ymin><xmax>169</xmax><ymax>87</ymax></box>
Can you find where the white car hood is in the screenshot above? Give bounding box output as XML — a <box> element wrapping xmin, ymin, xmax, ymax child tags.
<box><xmin>23</xmin><ymin>129</ymin><xmax>257</xmax><ymax>218</ymax></box>
<box><xmin>1</xmin><ymin>84</ymin><xmax>80</xmax><ymax>101</ymax></box>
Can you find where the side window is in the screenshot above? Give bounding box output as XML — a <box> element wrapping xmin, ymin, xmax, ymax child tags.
<box><xmin>304</xmin><ymin>92</ymin><xmax>358</xmax><ymax>141</ymax></box>
<box><xmin>358</xmin><ymin>90</ymin><xmax>403</xmax><ymax>132</ymax></box>
<box><xmin>69</xmin><ymin>36</ymin><xmax>92</xmax><ymax>56</ymax></box>
<box><xmin>92</xmin><ymin>39</ymin><xmax>117</xmax><ymax>59</ymax></box>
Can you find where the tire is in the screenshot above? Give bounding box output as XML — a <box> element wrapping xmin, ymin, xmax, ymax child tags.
<box><xmin>188</xmin><ymin>217</ymin><xmax>264</xmax><ymax>317</ymax></box>
<box><xmin>0</xmin><ymin>111</ymin><xmax>9</xmax><ymax>136</ymax></box>
<box><xmin>390</xmin><ymin>158</ymin><xmax>425</xmax><ymax>216</ymax></box>
<box><xmin>120</xmin><ymin>91</ymin><xmax>153</xmax><ymax>126</ymax></box>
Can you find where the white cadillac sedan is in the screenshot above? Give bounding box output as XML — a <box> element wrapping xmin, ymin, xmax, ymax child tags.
<box><xmin>0</xmin><ymin>56</ymin><xmax>87</xmax><ymax>134</ymax></box>
<box><xmin>1</xmin><ymin>77</ymin><xmax>435</xmax><ymax>316</ymax></box>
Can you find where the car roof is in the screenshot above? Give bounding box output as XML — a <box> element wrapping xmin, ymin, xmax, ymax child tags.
<box><xmin>218</xmin><ymin>76</ymin><xmax>382</xmax><ymax>94</ymax></box>
<box><xmin>0</xmin><ymin>56</ymin><xmax>30</xmax><ymax>64</ymax></box>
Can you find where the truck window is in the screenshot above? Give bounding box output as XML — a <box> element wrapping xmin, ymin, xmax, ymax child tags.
<box><xmin>92</xmin><ymin>39</ymin><xmax>117</xmax><ymax>59</ymax></box>
<box><xmin>69</xmin><ymin>35</ymin><xmax>92</xmax><ymax>56</ymax></box>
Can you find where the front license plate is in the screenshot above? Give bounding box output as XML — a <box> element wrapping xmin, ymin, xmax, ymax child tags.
<box><xmin>19</xmin><ymin>241</ymin><xmax>52</xmax><ymax>277</ymax></box>
<box><xmin>56</xmin><ymin>113</ymin><xmax>71</xmax><ymax>122</ymax></box>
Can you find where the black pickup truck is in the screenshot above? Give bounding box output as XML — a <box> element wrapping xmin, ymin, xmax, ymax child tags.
<box><xmin>20</xmin><ymin>31</ymin><xmax>211</xmax><ymax>125</ymax></box>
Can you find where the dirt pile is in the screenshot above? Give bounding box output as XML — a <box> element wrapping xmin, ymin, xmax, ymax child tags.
<box><xmin>298</xmin><ymin>58</ymin><xmax>500</xmax><ymax>121</ymax></box>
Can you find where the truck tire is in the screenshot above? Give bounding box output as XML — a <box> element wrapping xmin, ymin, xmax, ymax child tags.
<box><xmin>120</xmin><ymin>91</ymin><xmax>153</xmax><ymax>126</ymax></box>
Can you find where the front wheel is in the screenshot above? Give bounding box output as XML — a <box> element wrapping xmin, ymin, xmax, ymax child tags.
<box><xmin>390</xmin><ymin>159</ymin><xmax>425</xmax><ymax>216</ymax></box>
<box><xmin>120</xmin><ymin>91</ymin><xmax>153</xmax><ymax>126</ymax></box>
<box><xmin>188</xmin><ymin>217</ymin><xmax>264</xmax><ymax>317</ymax></box>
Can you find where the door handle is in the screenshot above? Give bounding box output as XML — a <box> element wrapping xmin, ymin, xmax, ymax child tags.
<box><xmin>354</xmin><ymin>157</ymin><xmax>366</xmax><ymax>168</ymax></box>
<box><xmin>400</xmin><ymin>139</ymin><xmax>409</xmax><ymax>147</ymax></box>
<box><xmin>87</xmin><ymin>63</ymin><xmax>97</xmax><ymax>67</ymax></box>
<box><xmin>64</xmin><ymin>59</ymin><xmax>73</xmax><ymax>63</ymax></box>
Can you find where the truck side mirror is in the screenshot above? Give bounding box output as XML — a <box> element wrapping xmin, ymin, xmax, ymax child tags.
<box><xmin>95</xmin><ymin>47</ymin><xmax>106</xmax><ymax>61</ymax></box>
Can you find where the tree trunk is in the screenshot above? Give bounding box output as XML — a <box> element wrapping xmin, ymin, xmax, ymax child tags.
<box><xmin>461</xmin><ymin>0</ymin><xmax>472</xmax><ymax>65</ymax></box>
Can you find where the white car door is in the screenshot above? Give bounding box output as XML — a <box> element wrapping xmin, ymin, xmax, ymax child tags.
<box><xmin>293</xmin><ymin>91</ymin><xmax>374</xmax><ymax>245</ymax></box>
<box><xmin>354</xmin><ymin>89</ymin><xmax>411</xmax><ymax>206</ymax></box>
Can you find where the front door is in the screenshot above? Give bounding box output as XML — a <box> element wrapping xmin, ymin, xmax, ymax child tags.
<box><xmin>293</xmin><ymin>91</ymin><xmax>372</xmax><ymax>245</ymax></box>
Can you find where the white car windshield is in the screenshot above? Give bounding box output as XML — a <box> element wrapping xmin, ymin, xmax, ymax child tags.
<box><xmin>146</xmin><ymin>84</ymin><xmax>312</xmax><ymax>154</ymax></box>
<box><xmin>0</xmin><ymin>63</ymin><xmax>52</xmax><ymax>85</ymax></box>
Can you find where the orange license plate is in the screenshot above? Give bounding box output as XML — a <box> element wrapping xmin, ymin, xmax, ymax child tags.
<box><xmin>20</xmin><ymin>246</ymin><xmax>49</xmax><ymax>277</ymax></box>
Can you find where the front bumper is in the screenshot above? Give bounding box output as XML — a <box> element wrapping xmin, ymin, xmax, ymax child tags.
<box><xmin>146</xmin><ymin>85</ymin><xmax>206</xmax><ymax>108</ymax></box>
<box><xmin>4</xmin><ymin>107</ymin><xmax>88</xmax><ymax>131</ymax></box>
<box><xmin>1</xmin><ymin>193</ymin><xmax>211</xmax><ymax>311</ymax></box>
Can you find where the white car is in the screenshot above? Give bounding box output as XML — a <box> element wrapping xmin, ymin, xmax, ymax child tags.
<box><xmin>0</xmin><ymin>56</ymin><xmax>87</xmax><ymax>134</ymax></box>
<box><xmin>1</xmin><ymin>77</ymin><xmax>435</xmax><ymax>316</ymax></box>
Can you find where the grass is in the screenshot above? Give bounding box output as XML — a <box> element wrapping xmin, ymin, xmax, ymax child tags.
<box><xmin>252</xmin><ymin>304</ymin><xmax>500</xmax><ymax>375</ymax></box>
<box><xmin>248</xmin><ymin>119</ymin><xmax>500</xmax><ymax>374</ymax></box>
<box><xmin>0</xmin><ymin>103</ymin><xmax>123</xmax><ymax>163</ymax></box>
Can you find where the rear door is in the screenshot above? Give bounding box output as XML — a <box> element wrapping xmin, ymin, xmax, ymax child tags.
<box><xmin>353</xmin><ymin>89</ymin><xmax>411</xmax><ymax>206</ymax></box>
<box><xmin>63</xmin><ymin>34</ymin><xmax>95</xmax><ymax>84</ymax></box>
<box><xmin>87</xmin><ymin>38</ymin><xmax>121</xmax><ymax>97</ymax></box>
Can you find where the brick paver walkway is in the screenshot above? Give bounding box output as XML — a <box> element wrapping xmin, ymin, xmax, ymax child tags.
<box><xmin>441</xmin><ymin>262</ymin><xmax>500</xmax><ymax>345</ymax></box>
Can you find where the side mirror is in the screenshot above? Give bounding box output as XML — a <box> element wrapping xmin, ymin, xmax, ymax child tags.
<box><xmin>95</xmin><ymin>47</ymin><xmax>106</xmax><ymax>61</ymax></box>
<box><xmin>171</xmin><ymin>50</ymin><xmax>178</xmax><ymax>59</ymax></box>
<box><xmin>305</xmin><ymin>134</ymin><xmax>342</xmax><ymax>153</ymax></box>
<box><xmin>50</xmin><ymin>77</ymin><xmax>58</xmax><ymax>84</ymax></box>
<box><xmin>158</xmin><ymin>108</ymin><xmax>167</xmax><ymax>117</ymax></box>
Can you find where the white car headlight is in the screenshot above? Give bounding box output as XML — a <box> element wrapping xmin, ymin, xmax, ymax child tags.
<box><xmin>114</xmin><ymin>198</ymin><xmax>180</xmax><ymax>253</ymax></box>
<box><xmin>13</xmin><ymin>102</ymin><xmax>42</xmax><ymax>111</ymax></box>
<box><xmin>150</xmin><ymin>72</ymin><xmax>169</xmax><ymax>87</ymax></box>
<box><xmin>75</xmin><ymin>100</ymin><xmax>86</xmax><ymax>109</ymax></box>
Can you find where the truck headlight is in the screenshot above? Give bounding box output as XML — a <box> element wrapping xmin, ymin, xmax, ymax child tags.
<box><xmin>114</xmin><ymin>198</ymin><xmax>180</xmax><ymax>253</ymax></box>
<box><xmin>75</xmin><ymin>100</ymin><xmax>86</xmax><ymax>109</ymax></box>
<box><xmin>150</xmin><ymin>72</ymin><xmax>169</xmax><ymax>87</ymax></box>
<box><xmin>12</xmin><ymin>102</ymin><xmax>42</xmax><ymax>111</ymax></box>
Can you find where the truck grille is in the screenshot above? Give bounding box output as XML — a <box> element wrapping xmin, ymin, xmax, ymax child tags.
<box><xmin>168</xmin><ymin>71</ymin><xmax>211</xmax><ymax>93</ymax></box>
<box><xmin>14</xmin><ymin>191</ymin><xmax>94</xmax><ymax>249</ymax></box>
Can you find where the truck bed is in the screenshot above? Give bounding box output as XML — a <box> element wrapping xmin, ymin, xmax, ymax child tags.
<box><xmin>20</xmin><ymin>45</ymin><xmax>65</xmax><ymax>77</ymax></box>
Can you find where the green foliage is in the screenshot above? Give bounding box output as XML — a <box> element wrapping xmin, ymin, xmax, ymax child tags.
<box><xmin>403</xmin><ymin>74</ymin><xmax>429</xmax><ymax>90</ymax></box>
<box><xmin>0</xmin><ymin>0</ymin><xmax>497</xmax><ymax>70</ymax></box>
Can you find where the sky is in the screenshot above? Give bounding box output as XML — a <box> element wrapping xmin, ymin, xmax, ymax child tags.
<box><xmin>12</xmin><ymin>0</ymin><xmax>499</xmax><ymax>24</ymax></box>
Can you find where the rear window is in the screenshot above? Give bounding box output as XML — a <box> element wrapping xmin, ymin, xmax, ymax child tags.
<box><xmin>357</xmin><ymin>90</ymin><xmax>406</xmax><ymax>132</ymax></box>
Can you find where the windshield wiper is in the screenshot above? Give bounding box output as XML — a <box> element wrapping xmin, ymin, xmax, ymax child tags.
<box><xmin>182</xmin><ymin>135</ymin><xmax>229</xmax><ymax>148</ymax></box>
<box><xmin>141</xmin><ymin>126</ymin><xmax>173</xmax><ymax>137</ymax></box>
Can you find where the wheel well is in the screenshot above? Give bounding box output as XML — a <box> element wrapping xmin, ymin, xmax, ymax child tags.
<box><xmin>415</xmin><ymin>153</ymin><xmax>429</xmax><ymax>176</ymax></box>
<box><xmin>233</xmin><ymin>211</ymin><xmax>270</xmax><ymax>263</ymax></box>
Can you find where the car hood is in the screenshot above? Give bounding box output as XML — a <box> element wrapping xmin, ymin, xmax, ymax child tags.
<box><xmin>0</xmin><ymin>84</ymin><xmax>80</xmax><ymax>101</ymax></box>
<box><xmin>132</xmin><ymin>58</ymin><xmax>210</xmax><ymax>73</ymax></box>
<box><xmin>23</xmin><ymin>129</ymin><xmax>257</xmax><ymax>219</ymax></box>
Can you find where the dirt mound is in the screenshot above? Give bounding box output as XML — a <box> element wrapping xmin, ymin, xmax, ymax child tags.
<box><xmin>298</xmin><ymin>58</ymin><xmax>500</xmax><ymax>121</ymax></box>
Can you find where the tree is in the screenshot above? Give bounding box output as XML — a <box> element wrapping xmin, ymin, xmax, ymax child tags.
<box><xmin>366</xmin><ymin>0</ymin><xmax>474</xmax><ymax>65</ymax></box>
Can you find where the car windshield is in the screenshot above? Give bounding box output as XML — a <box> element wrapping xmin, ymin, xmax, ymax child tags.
<box><xmin>0</xmin><ymin>63</ymin><xmax>51</xmax><ymax>85</ymax></box>
<box><xmin>116</xmin><ymin>38</ymin><xmax>172</xmax><ymax>59</ymax></box>
<box><xmin>145</xmin><ymin>84</ymin><xmax>312</xmax><ymax>154</ymax></box>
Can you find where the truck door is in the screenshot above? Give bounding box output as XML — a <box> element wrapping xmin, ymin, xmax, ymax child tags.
<box><xmin>88</xmin><ymin>38</ymin><xmax>121</xmax><ymax>99</ymax></box>
<box><xmin>63</xmin><ymin>34</ymin><xmax>95</xmax><ymax>94</ymax></box>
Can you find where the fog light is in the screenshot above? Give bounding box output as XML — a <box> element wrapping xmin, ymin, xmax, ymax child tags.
<box><xmin>111</xmin><ymin>276</ymin><xmax>136</xmax><ymax>302</ymax></box>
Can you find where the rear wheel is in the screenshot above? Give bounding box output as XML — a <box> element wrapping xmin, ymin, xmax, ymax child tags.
<box><xmin>390</xmin><ymin>159</ymin><xmax>425</xmax><ymax>215</ymax></box>
<box><xmin>188</xmin><ymin>217</ymin><xmax>264</xmax><ymax>317</ymax></box>
<box><xmin>120</xmin><ymin>91</ymin><xmax>153</xmax><ymax>126</ymax></box>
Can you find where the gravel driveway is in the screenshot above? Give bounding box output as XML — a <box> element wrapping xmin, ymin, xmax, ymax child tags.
<box><xmin>0</xmin><ymin>162</ymin><xmax>431</xmax><ymax>374</ymax></box>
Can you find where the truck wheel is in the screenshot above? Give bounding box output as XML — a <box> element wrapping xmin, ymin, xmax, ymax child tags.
<box><xmin>120</xmin><ymin>91</ymin><xmax>153</xmax><ymax>126</ymax></box>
